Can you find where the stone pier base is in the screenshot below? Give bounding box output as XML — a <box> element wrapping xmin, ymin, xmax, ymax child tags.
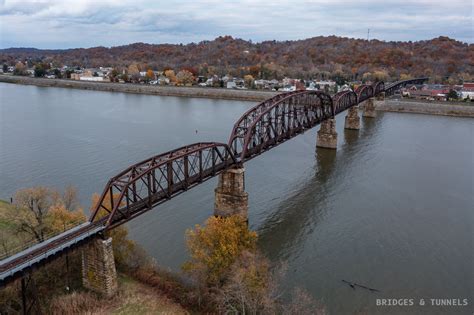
<box><xmin>363</xmin><ymin>98</ymin><xmax>376</xmax><ymax>118</ymax></box>
<box><xmin>214</xmin><ymin>167</ymin><xmax>248</xmax><ymax>220</ymax></box>
<box><xmin>375</xmin><ymin>92</ymin><xmax>386</xmax><ymax>107</ymax></box>
<box><xmin>344</xmin><ymin>106</ymin><xmax>360</xmax><ymax>130</ymax></box>
<box><xmin>317</xmin><ymin>118</ymin><xmax>338</xmax><ymax>149</ymax></box>
<box><xmin>82</xmin><ymin>237</ymin><xmax>118</xmax><ymax>297</ymax></box>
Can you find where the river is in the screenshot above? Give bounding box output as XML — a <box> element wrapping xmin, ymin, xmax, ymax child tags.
<box><xmin>0</xmin><ymin>83</ymin><xmax>472</xmax><ymax>314</ymax></box>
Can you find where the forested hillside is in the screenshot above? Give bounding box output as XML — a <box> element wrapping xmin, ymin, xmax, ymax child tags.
<box><xmin>1</xmin><ymin>36</ymin><xmax>472</xmax><ymax>82</ymax></box>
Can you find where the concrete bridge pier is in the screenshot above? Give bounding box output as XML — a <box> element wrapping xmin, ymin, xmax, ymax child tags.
<box><xmin>363</xmin><ymin>98</ymin><xmax>377</xmax><ymax>118</ymax></box>
<box><xmin>214</xmin><ymin>167</ymin><xmax>248</xmax><ymax>220</ymax></box>
<box><xmin>344</xmin><ymin>106</ymin><xmax>360</xmax><ymax>130</ymax></box>
<box><xmin>82</xmin><ymin>237</ymin><xmax>118</xmax><ymax>297</ymax></box>
<box><xmin>316</xmin><ymin>118</ymin><xmax>338</xmax><ymax>149</ymax></box>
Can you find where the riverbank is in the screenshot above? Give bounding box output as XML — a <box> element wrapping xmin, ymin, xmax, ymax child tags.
<box><xmin>49</xmin><ymin>273</ymin><xmax>188</xmax><ymax>314</ymax></box>
<box><xmin>0</xmin><ymin>75</ymin><xmax>277</xmax><ymax>102</ymax></box>
<box><xmin>377</xmin><ymin>99</ymin><xmax>474</xmax><ymax>117</ymax></box>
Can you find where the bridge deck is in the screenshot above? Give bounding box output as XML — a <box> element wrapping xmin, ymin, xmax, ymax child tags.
<box><xmin>0</xmin><ymin>222</ymin><xmax>104</xmax><ymax>284</ymax></box>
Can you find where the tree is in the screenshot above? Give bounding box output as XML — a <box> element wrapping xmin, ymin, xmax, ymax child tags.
<box><xmin>13</xmin><ymin>62</ymin><xmax>26</xmax><ymax>75</ymax></box>
<box><xmin>127</xmin><ymin>63</ymin><xmax>140</xmax><ymax>82</ymax></box>
<box><xmin>183</xmin><ymin>216</ymin><xmax>257</xmax><ymax>286</ymax></box>
<box><xmin>400</xmin><ymin>73</ymin><xmax>413</xmax><ymax>80</ymax></box>
<box><xmin>34</xmin><ymin>65</ymin><xmax>46</xmax><ymax>77</ymax></box>
<box><xmin>176</xmin><ymin>69</ymin><xmax>194</xmax><ymax>85</ymax></box>
<box><xmin>164</xmin><ymin>69</ymin><xmax>177</xmax><ymax>84</ymax></box>
<box><xmin>447</xmin><ymin>89</ymin><xmax>458</xmax><ymax>101</ymax></box>
<box><xmin>2</xmin><ymin>64</ymin><xmax>7</xmax><ymax>73</ymax></box>
<box><xmin>12</xmin><ymin>186</ymin><xmax>85</xmax><ymax>242</ymax></box>
<box><xmin>244</xmin><ymin>74</ymin><xmax>254</xmax><ymax>88</ymax></box>
<box><xmin>372</xmin><ymin>70</ymin><xmax>389</xmax><ymax>82</ymax></box>
<box><xmin>53</xmin><ymin>68</ymin><xmax>62</xmax><ymax>78</ymax></box>
<box><xmin>109</xmin><ymin>68</ymin><xmax>119</xmax><ymax>81</ymax></box>
<box><xmin>145</xmin><ymin>69</ymin><xmax>155</xmax><ymax>82</ymax></box>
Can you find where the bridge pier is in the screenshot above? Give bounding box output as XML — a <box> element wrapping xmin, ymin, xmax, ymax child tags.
<box><xmin>375</xmin><ymin>91</ymin><xmax>385</xmax><ymax>107</ymax></box>
<box><xmin>344</xmin><ymin>106</ymin><xmax>360</xmax><ymax>130</ymax></box>
<box><xmin>214</xmin><ymin>167</ymin><xmax>248</xmax><ymax>220</ymax></box>
<box><xmin>363</xmin><ymin>97</ymin><xmax>376</xmax><ymax>118</ymax></box>
<box><xmin>82</xmin><ymin>237</ymin><xmax>118</xmax><ymax>297</ymax></box>
<box><xmin>316</xmin><ymin>118</ymin><xmax>338</xmax><ymax>149</ymax></box>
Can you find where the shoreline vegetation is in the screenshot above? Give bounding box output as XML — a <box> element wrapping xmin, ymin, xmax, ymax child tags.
<box><xmin>1</xmin><ymin>188</ymin><xmax>324</xmax><ymax>314</ymax></box>
<box><xmin>1</xmin><ymin>75</ymin><xmax>473</xmax><ymax>118</ymax></box>
<box><xmin>0</xmin><ymin>75</ymin><xmax>276</xmax><ymax>102</ymax></box>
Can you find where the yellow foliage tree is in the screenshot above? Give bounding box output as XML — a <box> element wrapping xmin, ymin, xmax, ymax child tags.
<box><xmin>164</xmin><ymin>69</ymin><xmax>177</xmax><ymax>83</ymax></box>
<box><xmin>12</xmin><ymin>186</ymin><xmax>85</xmax><ymax>242</ymax></box>
<box><xmin>176</xmin><ymin>69</ymin><xmax>194</xmax><ymax>86</ymax></box>
<box><xmin>372</xmin><ymin>70</ymin><xmax>389</xmax><ymax>81</ymax></box>
<box><xmin>183</xmin><ymin>216</ymin><xmax>257</xmax><ymax>286</ymax></box>
<box><xmin>47</xmin><ymin>204</ymin><xmax>86</xmax><ymax>233</ymax></box>
<box><xmin>244</xmin><ymin>74</ymin><xmax>254</xmax><ymax>88</ymax></box>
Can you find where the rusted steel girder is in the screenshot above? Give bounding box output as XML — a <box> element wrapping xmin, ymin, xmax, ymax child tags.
<box><xmin>333</xmin><ymin>90</ymin><xmax>358</xmax><ymax>114</ymax></box>
<box><xmin>372</xmin><ymin>81</ymin><xmax>385</xmax><ymax>96</ymax></box>
<box><xmin>228</xmin><ymin>90</ymin><xmax>307</xmax><ymax>158</ymax></box>
<box><xmin>89</xmin><ymin>142</ymin><xmax>236</xmax><ymax>229</ymax></box>
<box><xmin>384</xmin><ymin>77</ymin><xmax>429</xmax><ymax>96</ymax></box>
<box><xmin>355</xmin><ymin>84</ymin><xmax>374</xmax><ymax>103</ymax></box>
<box><xmin>236</xmin><ymin>91</ymin><xmax>333</xmax><ymax>162</ymax></box>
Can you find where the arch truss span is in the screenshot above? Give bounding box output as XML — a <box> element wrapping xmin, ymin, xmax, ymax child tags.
<box><xmin>333</xmin><ymin>90</ymin><xmax>358</xmax><ymax>114</ymax></box>
<box><xmin>384</xmin><ymin>77</ymin><xmax>429</xmax><ymax>96</ymax></box>
<box><xmin>228</xmin><ymin>90</ymin><xmax>308</xmax><ymax>158</ymax></box>
<box><xmin>89</xmin><ymin>142</ymin><xmax>236</xmax><ymax>229</ymax></box>
<box><xmin>355</xmin><ymin>84</ymin><xmax>374</xmax><ymax>103</ymax></box>
<box><xmin>372</xmin><ymin>81</ymin><xmax>385</xmax><ymax>96</ymax></box>
<box><xmin>234</xmin><ymin>91</ymin><xmax>333</xmax><ymax>162</ymax></box>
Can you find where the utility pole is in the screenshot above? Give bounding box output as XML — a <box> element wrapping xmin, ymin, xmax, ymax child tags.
<box><xmin>367</xmin><ymin>29</ymin><xmax>370</xmax><ymax>41</ymax></box>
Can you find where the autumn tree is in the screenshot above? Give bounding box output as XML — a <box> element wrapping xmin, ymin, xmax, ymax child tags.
<box><xmin>183</xmin><ymin>215</ymin><xmax>257</xmax><ymax>286</ymax></box>
<box><xmin>145</xmin><ymin>69</ymin><xmax>155</xmax><ymax>82</ymax></box>
<box><xmin>127</xmin><ymin>63</ymin><xmax>140</xmax><ymax>82</ymax></box>
<box><xmin>176</xmin><ymin>69</ymin><xmax>194</xmax><ymax>86</ymax></box>
<box><xmin>164</xmin><ymin>69</ymin><xmax>177</xmax><ymax>84</ymax></box>
<box><xmin>13</xmin><ymin>62</ymin><xmax>26</xmax><ymax>75</ymax></box>
<box><xmin>372</xmin><ymin>70</ymin><xmax>389</xmax><ymax>82</ymax></box>
<box><xmin>11</xmin><ymin>186</ymin><xmax>85</xmax><ymax>242</ymax></box>
<box><xmin>244</xmin><ymin>74</ymin><xmax>254</xmax><ymax>88</ymax></box>
<box><xmin>400</xmin><ymin>73</ymin><xmax>413</xmax><ymax>80</ymax></box>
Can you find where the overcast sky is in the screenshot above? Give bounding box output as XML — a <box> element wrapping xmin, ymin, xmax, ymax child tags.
<box><xmin>0</xmin><ymin>0</ymin><xmax>472</xmax><ymax>49</ymax></box>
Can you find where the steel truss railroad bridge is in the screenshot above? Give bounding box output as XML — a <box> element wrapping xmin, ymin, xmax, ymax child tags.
<box><xmin>0</xmin><ymin>78</ymin><xmax>428</xmax><ymax>286</ymax></box>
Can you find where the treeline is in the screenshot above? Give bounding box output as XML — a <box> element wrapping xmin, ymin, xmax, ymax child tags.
<box><xmin>1</xmin><ymin>35</ymin><xmax>473</xmax><ymax>83</ymax></box>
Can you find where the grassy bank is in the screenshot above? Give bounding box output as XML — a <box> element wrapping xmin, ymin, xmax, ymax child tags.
<box><xmin>0</xmin><ymin>75</ymin><xmax>277</xmax><ymax>102</ymax></box>
<box><xmin>49</xmin><ymin>273</ymin><xmax>188</xmax><ymax>314</ymax></box>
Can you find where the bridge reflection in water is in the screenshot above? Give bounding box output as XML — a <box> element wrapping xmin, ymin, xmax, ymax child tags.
<box><xmin>0</xmin><ymin>78</ymin><xmax>428</xmax><ymax>289</ymax></box>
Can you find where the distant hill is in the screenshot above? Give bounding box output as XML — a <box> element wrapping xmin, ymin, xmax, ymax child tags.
<box><xmin>1</xmin><ymin>36</ymin><xmax>472</xmax><ymax>82</ymax></box>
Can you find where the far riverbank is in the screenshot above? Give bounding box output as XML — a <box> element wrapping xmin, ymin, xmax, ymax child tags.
<box><xmin>377</xmin><ymin>99</ymin><xmax>474</xmax><ymax>118</ymax></box>
<box><xmin>0</xmin><ymin>75</ymin><xmax>277</xmax><ymax>102</ymax></box>
<box><xmin>2</xmin><ymin>75</ymin><xmax>473</xmax><ymax>118</ymax></box>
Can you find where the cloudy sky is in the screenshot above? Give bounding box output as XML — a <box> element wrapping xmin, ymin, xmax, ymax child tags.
<box><xmin>0</xmin><ymin>0</ymin><xmax>472</xmax><ymax>49</ymax></box>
